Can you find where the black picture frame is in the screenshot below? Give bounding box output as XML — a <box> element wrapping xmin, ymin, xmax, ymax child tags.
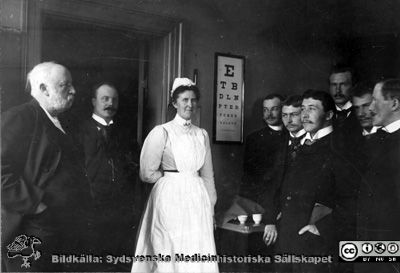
<box><xmin>213</xmin><ymin>53</ymin><xmax>245</xmax><ymax>143</ymax></box>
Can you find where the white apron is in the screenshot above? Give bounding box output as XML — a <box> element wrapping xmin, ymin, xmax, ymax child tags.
<box><xmin>131</xmin><ymin>122</ymin><xmax>219</xmax><ymax>273</ymax></box>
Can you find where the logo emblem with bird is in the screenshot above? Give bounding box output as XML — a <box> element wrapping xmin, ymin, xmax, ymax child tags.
<box><xmin>7</xmin><ymin>234</ymin><xmax>42</xmax><ymax>268</ymax></box>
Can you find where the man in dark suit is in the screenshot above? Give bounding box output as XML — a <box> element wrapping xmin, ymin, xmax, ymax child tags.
<box><xmin>356</xmin><ymin>79</ymin><xmax>400</xmax><ymax>273</ymax></box>
<box><xmin>240</xmin><ymin>93</ymin><xmax>286</xmax><ymax>205</ymax></box>
<box><xmin>78</xmin><ymin>82</ymin><xmax>139</xmax><ymax>270</ymax></box>
<box><xmin>357</xmin><ymin>79</ymin><xmax>400</xmax><ymax>239</ymax></box>
<box><xmin>280</xmin><ymin>95</ymin><xmax>306</xmax><ymax>163</ymax></box>
<box><xmin>1</xmin><ymin>62</ymin><xmax>93</xmax><ymax>271</ymax></box>
<box><xmin>262</xmin><ymin>95</ymin><xmax>306</xmax><ymax>248</ymax></box>
<box><xmin>263</xmin><ymin>90</ymin><xmax>359</xmax><ymax>273</ymax></box>
<box><xmin>329</xmin><ymin>65</ymin><xmax>363</xmax><ymax>158</ymax></box>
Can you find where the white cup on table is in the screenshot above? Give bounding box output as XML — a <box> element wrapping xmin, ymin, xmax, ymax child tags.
<box><xmin>237</xmin><ymin>215</ymin><xmax>248</xmax><ymax>225</ymax></box>
<box><xmin>252</xmin><ymin>214</ymin><xmax>262</xmax><ymax>225</ymax></box>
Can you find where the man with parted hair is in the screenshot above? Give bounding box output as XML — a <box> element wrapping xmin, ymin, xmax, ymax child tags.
<box><xmin>1</xmin><ymin>62</ymin><xmax>93</xmax><ymax>271</ymax></box>
<box><xmin>329</xmin><ymin>65</ymin><xmax>364</xmax><ymax>157</ymax></box>
<box><xmin>329</xmin><ymin>65</ymin><xmax>354</xmax><ymax>113</ymax></box>
<box><xmin>262</xmin><ymin>95</ymin><xmax>306</xmax><ymax>224</ymax></box>
<box><xmin>263</xmin><ymin>90</ymin><xmax>359</xmax><ymax>273</ymax></box>
<box><xmin>280</xmin><ymin>95</ymin><xmax>307</xmax><ymax>162</ymax></box>
<box><xmin>260</xmin><ymin>95</ymin><xmax>306</xmax><ymax>253</ymax></box>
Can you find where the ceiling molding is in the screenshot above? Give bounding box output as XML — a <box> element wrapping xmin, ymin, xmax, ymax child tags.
<box><xmin>40</xmin><ymin>0</ymin><xmax>181</xmax><ymax>36</ymax></box>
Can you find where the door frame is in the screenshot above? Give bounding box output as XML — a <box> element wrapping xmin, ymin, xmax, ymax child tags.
<box><xmin>23</xmin><ymin>0</ymin><xmax>183</xmax><ymax>143</ymax></box>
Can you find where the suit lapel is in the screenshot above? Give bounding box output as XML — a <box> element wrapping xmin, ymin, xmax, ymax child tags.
<box><xmin>88</xmin><ymin>118</ymin><xmax>107</xmax><ymax>149</ymax></box>
<box><xmin>38</xmin><ymin>109</ymin><xmax>64</xmax><ymax>149</ymax></box>
<box><xmin>31</xmin><ymin>100</ymin><xmax>79</xmax><ymax>162</ymax></box>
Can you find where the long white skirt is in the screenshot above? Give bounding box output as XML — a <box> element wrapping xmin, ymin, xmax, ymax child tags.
<box><xmin>131</xmin><ymin>172</ymin><xmax>219</xmax><ymax>273</ymax></box>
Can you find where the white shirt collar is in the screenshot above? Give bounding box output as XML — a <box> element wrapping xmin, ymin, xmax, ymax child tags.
<box><xmin>382</xmin><ymin>119</ymin><xmax>400</xmax><ymax>133</ymax></box>
<box><xmin>174</xmin><ymin>114</ymin><xmax>191</xmax><ymax>127</ymax></box>
<box><xmin>336</xmin><ymin>101</ymin><xmax>352</xmax><ymax>111</ymax></box>
<box><xmin>92</xmin><ymin>113</ymin><xmax>114</xmax><ymax>126</ymax></box>
<box><xmin>38</xmin><ymin>103</ymin><xmax>66</xmax><ymax>134</ymax></box>
<box><xmin>301</xmin><ymin>125</ymin><xmax>333</xmax><ymax>145</ymax></box>
<box><xmin>268</xmin><ymin>124</ymin><xmax>283</xmax><ymax>131</ymax></box>
<box><xmin>362</xmin><ymin>126</ymin><xmax>380</xmax><ymax>136</ymax></box>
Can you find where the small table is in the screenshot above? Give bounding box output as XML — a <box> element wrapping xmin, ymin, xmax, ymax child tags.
<box><xmin>218</xmin><ymin>220</ymin><xmax>265</xmax><ymax>234</ymax></box>
<box><xmin>215</xmin><ymin>219</ymin><xmax>274</xmax><ymax>272</ymax></box>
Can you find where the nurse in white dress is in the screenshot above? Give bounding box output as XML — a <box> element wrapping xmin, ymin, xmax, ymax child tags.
<box><xmin>131</xmin><ymin>78</ymin><xmax>218</xmax><ymax>273</ymax></box>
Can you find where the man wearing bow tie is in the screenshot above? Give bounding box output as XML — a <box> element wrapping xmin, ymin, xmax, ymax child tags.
<box><xmin>329</xmin><ymin>65</ymin><xmax>363</xmax><ymax>158</ymax></box>
<box><xmin>261</xmin><ymin>95</ymin><xmax>305</xmax><ymax>251</ymax></box>
<box><xmin>281</xmin><ymin>95</ymin><xmax>306</xmax><ymax>162</ymax></box>
<box><xmin>263</xmin><ymin>95</ymin><xmax>306</xmax><ymax>224</ymax></box>
<box><xmin>263</xmin><ymin>90</ymin><xmax>359</xmax><ymax>273</ymax></box>
<box><xmin>78</xmin><ymin>82</ymin><xmax>139</xmax><ymax>270</ymax></box>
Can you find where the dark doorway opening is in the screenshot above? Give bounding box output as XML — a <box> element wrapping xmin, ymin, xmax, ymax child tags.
<box><xmin>41</xmin><ymin>15</ymin><xmax>148</xmax><ymax>140</ymax></box>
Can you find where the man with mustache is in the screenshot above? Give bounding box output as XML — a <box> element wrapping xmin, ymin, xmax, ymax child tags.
<box><xmin>261</xmin><ymin>95</ymin><xmax>305</xmax><ymax>252</ymax></box>
<box><xmin>329</xmin><ymin>65</ymin><xmax>355</xmax><ymax>123</ymax></box>
<box><xmin>263</xmin><ymin>90</ymin><xmax>359</xmax><ymax>273</ymax></box>
<box><xmin>355</xmin><ymin>79</ymin><xmax>400</xmax><ymax>273</ymax></box>
<box><xmin>329</xmin><ymin>65</ymin><xmax>363</xmax><ymax>157</ymax></box>
<box><xmin>240</xmin><ymin>94</ymin><xmax>286</xmax><ymax>206</ymax></box>
<box><xmin>78</xmin><ymin>82</ymin><xmax>139</xmax><ymax>271</ymax></box>
<box><xmin>280</xmin><ymin>95</ymin><xmax>306</xmax><ymax>162</ymax></box>
<box><xmin>357</xmin><ymin>79</ymin><xmax>400</xmax><ymax>240</ymax></box>
<box><xmin>1</xmin><ymin>62</ymin><xmax>93</xmax><ymax>271</ymax></box>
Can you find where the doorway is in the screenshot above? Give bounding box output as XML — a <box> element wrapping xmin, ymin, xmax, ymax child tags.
<box><xmin>41</xmin><ymin>14</ymin><xmax>145</xmax><ymax>141</ymax></box>
<box><xmin>26</xmin><ymin>1</ymin><xmax>183</xmax><ymax>143</ymax></box>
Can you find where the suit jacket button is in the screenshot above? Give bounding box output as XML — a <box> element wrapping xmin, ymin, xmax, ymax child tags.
<box><xmin>286</xmin><ymin>196</ymin><xmax>292</xmax><ymax>200</ymax></box>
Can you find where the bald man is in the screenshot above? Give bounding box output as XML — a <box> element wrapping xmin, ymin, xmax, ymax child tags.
<box><xmin>1</xmin><ymin>62</ymin><xmax>93</xmax><ymax>271</ymax></box>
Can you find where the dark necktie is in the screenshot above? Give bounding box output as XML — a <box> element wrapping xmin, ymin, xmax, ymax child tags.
<box><xmin>103</xmin><ymin>125</ymin><xmax>112</xmax><ymax>143</ymax></box>
<box><xmin>288</xmin><ymin>136</ymin><xmax>303</xmax><ymax>160</ymax></box>
<box><xmin>289</xmin><ymin>136</ymin><xmax>302</xmax><ymax>150</ymax></box>
<box><xmin>94</xmin><ymin>121</ymin><xmax>113</xmax><ymax>143</ymax></box>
